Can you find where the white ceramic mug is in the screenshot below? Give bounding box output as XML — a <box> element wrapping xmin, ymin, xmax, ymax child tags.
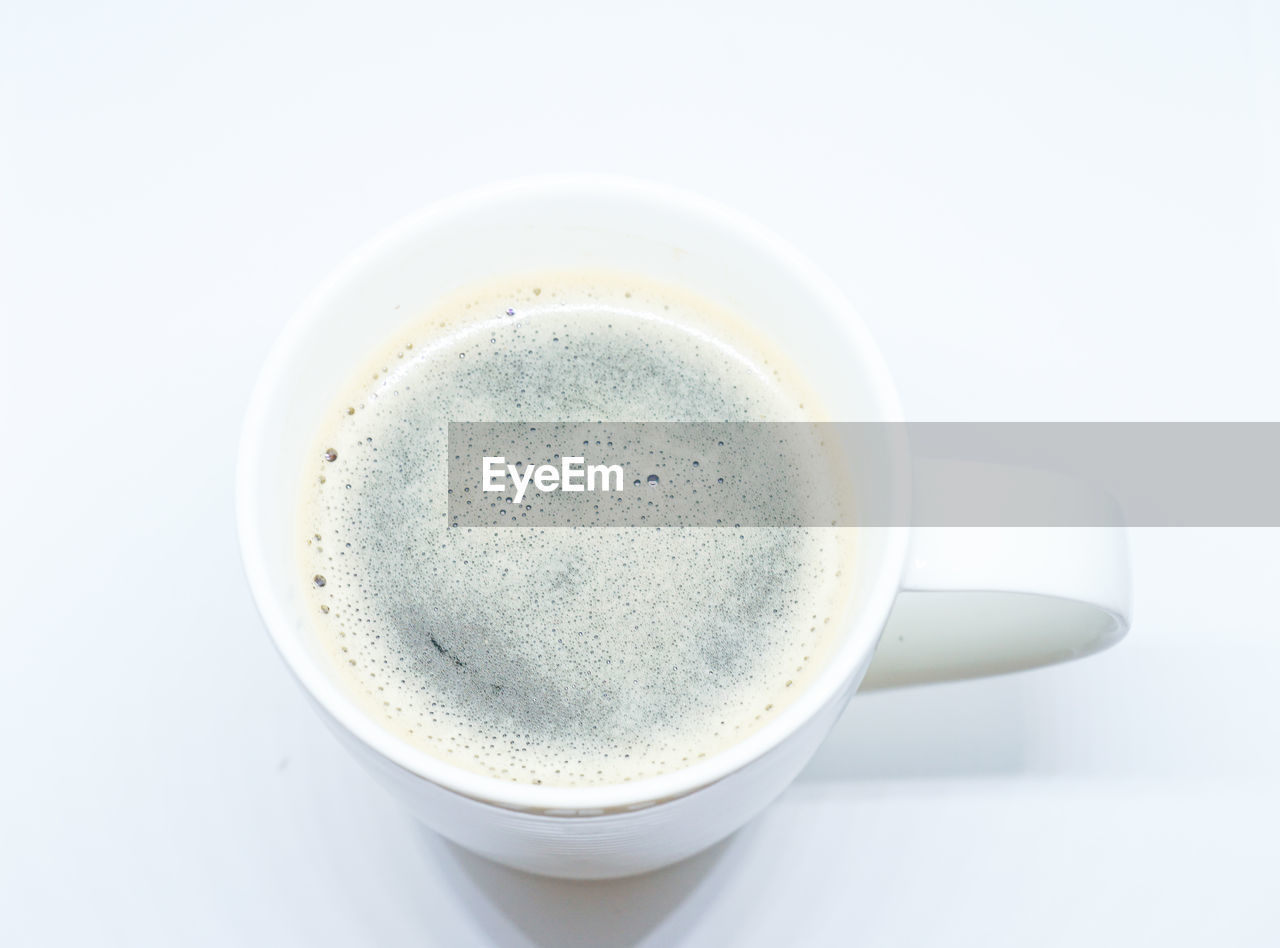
<box><xmin>237</xmin><ymin>176</ymin><xmax>1130</xmax><ymax>879</ymax></box>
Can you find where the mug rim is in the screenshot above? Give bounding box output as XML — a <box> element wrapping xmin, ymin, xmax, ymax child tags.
<box><xmin>236</xmin><ymin>174</ymin><xmax>911</xmax><ymax>812</ymax></box>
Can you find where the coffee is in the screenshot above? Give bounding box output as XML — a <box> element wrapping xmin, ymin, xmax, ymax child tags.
<box><xmin>299</xmin><ymin>273</ymin><xmax>853</xmax><ymax>786</ymax></box>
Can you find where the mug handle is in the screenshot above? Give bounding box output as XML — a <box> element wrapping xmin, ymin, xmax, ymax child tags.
<box><xmin>860</xmin><ymin>457</ymin><xmax>1132</xmax><ymax>690</ymax></box>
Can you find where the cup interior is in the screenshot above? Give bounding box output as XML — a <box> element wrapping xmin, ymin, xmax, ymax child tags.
<box><xmin>237</xmin><ymin>176</ymin><xmax>910</xmax><ymax>811</ymax></box>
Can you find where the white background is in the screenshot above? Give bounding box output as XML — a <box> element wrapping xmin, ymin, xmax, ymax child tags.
<box><xmin>3</xmin><ymin>2</ymin><xmax>1279</xmax><ymax>945</ymax></box>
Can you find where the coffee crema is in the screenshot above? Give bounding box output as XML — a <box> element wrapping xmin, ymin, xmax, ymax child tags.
<box><xmin>299</xmin><ymin>273</ymin><xmax>854</xmax><ymax>786</ymax></box>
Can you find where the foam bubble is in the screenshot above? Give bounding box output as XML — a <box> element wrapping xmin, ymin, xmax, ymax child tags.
<box><xmin>299</xmin><ymin>273</ymin><xmax>853</xmax><ymax>786</ymax></box>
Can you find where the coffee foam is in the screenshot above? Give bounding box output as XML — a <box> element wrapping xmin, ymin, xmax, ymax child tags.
<box><xmin>299</xmin><ymin>273</ymin><xmax>854</xmax><ymax>786</ymax></box>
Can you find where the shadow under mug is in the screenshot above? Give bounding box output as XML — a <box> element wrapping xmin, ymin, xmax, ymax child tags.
<box><xmin>236</xmin><ymin>175</ymin><xmax>1130</xmax><ymax>879</ymax></box>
